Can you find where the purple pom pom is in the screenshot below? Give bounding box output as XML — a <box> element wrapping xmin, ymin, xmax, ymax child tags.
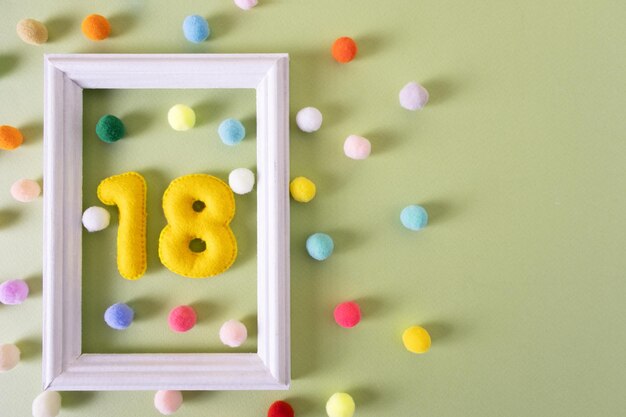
<box><xmin>0</xmin><ymin>280</ymin><xmax>29</xmax><ymax>305</ymax></box>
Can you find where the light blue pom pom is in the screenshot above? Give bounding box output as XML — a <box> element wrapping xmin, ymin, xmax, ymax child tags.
<box><xmin>183</xmin><ymin>15</ymin><xmax>210</xmax><ymax>43</ymax></box>
<box><xmin>306</xmin><ymin>233</ymin><xmax>334</xmax><ymax>261</ymax></box>
<box><xmin>400</xmin><ymin>205</ymin><xmax>428</xmax><ymax>231</ymax></box>
<box><xmin>104</xmin><ymin>303</ymin><xmax>134</xmax><ymax>330</ymax></box>
<box><xmin>218</xmin><ymin>118</ymin><xmax>246</xmax><ymax>146</ymax></box>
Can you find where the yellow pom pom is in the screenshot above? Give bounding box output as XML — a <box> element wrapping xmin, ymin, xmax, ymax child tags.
<box><xmin>289</xmin><ymin>176</ymin><xmax>316</xmax><ymax>203</ymax></box>
<box><xmin>168</xmin><ymin>104</ymin><xmax>196</xmax><ymax>131</ymax></box>
<box><xmin>326</xmin><ymin>393</ymin><xmax>355</xmax><ymax>417</ymax></box>
<box><xmin>402</xmin><ymin>325</ymin><xmax>431</xmax><ymax>354</ymax></box>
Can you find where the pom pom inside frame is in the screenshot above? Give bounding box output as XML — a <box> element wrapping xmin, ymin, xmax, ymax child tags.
<box><xmin>42</xmin><ymin>54</ymin><xmax>290</xmax><ymax>391</ymax></box>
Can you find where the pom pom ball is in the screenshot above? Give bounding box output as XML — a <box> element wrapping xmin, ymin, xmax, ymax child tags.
<box><xmin>182</xmin><ymin>15</ymin><xmax>211</xmax><ymax>43</ymax></box>
<box><xmin>81</xmin><ymin>14</ymin><xmax>111</xmax><ymax>41</ymax></box>
<box><xmin>10</xmin><ymin>179</ymin><xmax>41</xmax><ymax>203</ymax></box>
<box><xmin>104</xmin><ymin>303</ymin><xmax>134</xmax><ymax>330</ymax></box>
<box><xmin>168</xmin><ymin>305</ymin><xmax>197</xmax><ymax>333</ymax></box>
<box><xmin>234</xmin><ymin>0</ymin><xmax>258</xmax><ymax>10</ymax></box>
<box><xmin>32</xmin><ymin>391</ymin><xmax>61</xmax><ymax>417</ymax></box>
<box><xmin>402</xmin><ymin>325</ymin><xmax>431</xmax><ymax>354</ymax></box>
<box><xmin>0</xmin><ymin>279</ymin><xmax>29</xmax><ymax>305</ymax></box>
<box><xmin>289</xmin><ymin>176</ymin><xmax>316</xmax><ymax>203</ymax></box>
<box><xmin>268</xmin><ymin>400</ymin><xmax>294</xmax><ymax>417</ymax></box>
<box><xmin>82</xmin><ymin>206</ymin><xmax>111</xmax><ymax>232</ymax></box>
<box><xmin>306</xmin><ymin>233</ymin><xmax>334</xmax><ymax>261</ymax></box>
<box><xmin>331</xmin><ymin>37</ymin><xmax>357</xmax><ymax>63</ymax></box>
<box><xmin>218</xmin><ymin>118</ymin><xmax>246</xmax><ymax>146</ymax></box>
<box><xmin>219</xmin><ymin>319</ymin><xmax>248</xmax><ymax>347</ymax></box>
<box><xmin>0</xmin><ymin>343</ymin><xmax>20</xmax><ymax>372</ymax></box>
<box><xmin>154</xmin><ymin>390</ymin><xmax>183</xmax><ymax>415</ymax></box>
<box><xmin>0</xmin><ymin>125</ymin><xmax>24</xmax><ymax>150</ymax></box>
<box><xmin>326</xmin><ymin>393</ymin><xmax>355</xmax><ymax>417</ymax></box>
<box><xmin>296</xmin><ymin>107</ymin><xmax>323</xmax><ymax>133</ymax></box>
<box><xmin>343</xmin><ymin>135</ymin><xmax>371</xmax><ymax>160</ymax></box>
<box><xmin>399</xmin><ymin>82</ymin><xmax>429</xmax><ymax>110</ymax></box>
<box><xmin>229</xmin><ymin>168</ymin><xmax>255</xmax><ymax>195</ymax></box>
<box><xmin>400</xmin><ymin>205</ymin><xmax>428</xmax><ymax>231</ymax></box>
<box><xmin>16</xmin><ymin>19</ymin><xmax>48</xmax><ymax>45</ymax></box>
<box><xmin>96</xmin><ymin>114</ymin><xmax>125</xmax><ymax>143</ymax></box>
<box><xmin>333</xmin><ymin>301</ymin><xmax>361</xmax><ymax>328</ymax></box>
<box><xmin>168</xmin><ymin>104</ymin><xmax>196</xmax><ymax>131</ymax></box>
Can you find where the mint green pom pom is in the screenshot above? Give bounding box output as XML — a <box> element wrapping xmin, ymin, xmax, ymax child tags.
<box><xmin>96</xmin><ymin>115</ymin><xmax>125</xmax><ymax>143</ymax></box>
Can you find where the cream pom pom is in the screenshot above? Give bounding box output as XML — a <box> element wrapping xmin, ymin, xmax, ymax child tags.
<box><xmin>10</xmin><ymin>179</ymin><xmax>41</xmax><ymax>202</ymax></box>
<box><xmin>16</xmin><ymin>19</ymin><xmax>48</xmax><ymax>45</ymax></box>
<box><xmin>219</xmin><ymin>320</ymin><xmax>248</xmax><ymax>347</ymax></box>
<box><xmin>0</xmin><ymin>343</ymin><xmax>20</xmax><ymax>372</ymax></box>
<box><xmin>32</xmin><ymin>391</ymin><xmax>62</xmax><ymax>417</ymax></box>
<box><xmin>82</xmin><ymin>206</ymin><xmax>111</xmax><ymax>232</ymax></box>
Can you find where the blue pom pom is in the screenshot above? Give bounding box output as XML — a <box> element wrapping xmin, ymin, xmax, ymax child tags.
<box><xmin>183</xmin><ymin>15</ymin><xmax>210</xmax><ymax>43</ymax></box>
<box><xmin>400</xmin><ymin>205</ymin><xmax>428</xmax><ymax>231</ymax></box>
<box><xmin>218</xmin><ymin>118</ymin><xmax>246</xmax><ymax>146</ymax></box>
<box><xmin>306</xmin><ymin>233</ymin><xmax>334</xmax><ymax>261</ymax></box>
<box><xmin>104</xmin><ymin>303</ymin><xmax>134</xmax><ymax>330</ymax></box>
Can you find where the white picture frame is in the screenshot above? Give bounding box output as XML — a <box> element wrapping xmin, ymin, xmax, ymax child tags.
<box><xmin>42</xmin><ymin>54</ymin><xmax>290</xmax><ymax>391</ymax></box>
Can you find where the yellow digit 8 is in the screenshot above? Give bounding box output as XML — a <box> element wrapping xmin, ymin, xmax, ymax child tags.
<box><xmin>158</xmin><ymin>174</ymin><xmax>237</xmax><ymax>278</ymax></box>
<box><xmin>97</xmin><ymin>172</ymin><xmax>147</xmax><ymax>280</ymax></box>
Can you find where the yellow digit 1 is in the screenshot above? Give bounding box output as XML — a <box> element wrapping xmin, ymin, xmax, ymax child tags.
<box><xmin>158</xmin><ymin>174</ymin><xmax>237</xmax><ymax>278</ymax></box>
<box><xmin>97</xmin><ymin>172</ymin><xmax>147</xmax><ymax>280</ymax></box>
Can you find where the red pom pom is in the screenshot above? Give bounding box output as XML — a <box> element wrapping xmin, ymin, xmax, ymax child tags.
<box><xmin>333</xmin><ymin>301</ymin><xmax>361</xmax><ymax>328</ymax></box>
<box><xmin>268</xmin><ymin>400</ymin><xmax>294</xmax><ymax>417</ymax></box>
<box><xmin>168</xmin><ymin>305</ymin><xmax>197</xmax><ymax>332</ymax></box>
<box><xmin>331</xmin><ymin>37</ymin><xmax>358</xmax><ymax>63</ymax></box>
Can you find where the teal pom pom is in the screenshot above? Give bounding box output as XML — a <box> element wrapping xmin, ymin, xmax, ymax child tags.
<box><xmin>306</xmin><ymin>233</ymin><xmax>334</xmax><ymax>261</ymax></box>
<box><xmin>218</xmin><ymin>118</ymin><xmax>246</xmax><ymax>146</ymax></box>
<box><xmin>183</xmin><ymin>15</ymin><xmax>210</xmax><ymax>43</ymax></box>
<box><xmin>96</xmin><ymin>115</ymin><xmax>125</xmax><ymax>143</ymax></box>
<box><xmin>400</xmin><ymin>205</ymin><xmax>428</xmax><ymax>231</ymax></box>
<box><xmin>104</xmin><ymin>303</ymin><xmax>134</xmax><ymax>330</ymax></box>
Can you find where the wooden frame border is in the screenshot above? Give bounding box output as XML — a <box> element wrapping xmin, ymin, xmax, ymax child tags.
<box><xmin>42</xmin><ymin>54</ymin><xmax>290</xmax><ymax>391</ymax></box>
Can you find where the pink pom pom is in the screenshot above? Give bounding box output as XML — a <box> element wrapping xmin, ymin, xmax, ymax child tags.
<box><xmin>334</xmin><ymin>301</ymin><xmax>361</xmax><ymax>328</ymax></box>
<box><xmin>154</xmin><ymin>390</ymin><xmax>183</xmax><ymax>415</ymax></box>
<box><xmin>10</xmin><ymin>179</ymin><xmax>41</xmax><ymax>202</ymax></box>
<box><xmin>343</xmin><ymin>135</ymin><xmax>371</xmax><ymax>160</ymax></box>
<box><xmin>0</xmin><ymin>279</ymin><xmax>29</xmax><ymax>305</ymax></box>
<box><xmin>234</xmin><ymin>0</ymin><xmax>258</xmax><ymax>10</ymax></box>
<box><xmin>219</xmin><ymin>319</ymin><xmax>248</xmax><ymax>347</ymax></box>
<box><xmin>168</xmin><ymin>306</ymin><xmax>197</xmax><ymax>333</ymax></box>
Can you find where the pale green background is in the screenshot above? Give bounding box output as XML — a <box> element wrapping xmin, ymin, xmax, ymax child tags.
<box><xmin>1</xmin><ymin>0</ymin><xmax>625</xmax><ymax>416</ymax></box>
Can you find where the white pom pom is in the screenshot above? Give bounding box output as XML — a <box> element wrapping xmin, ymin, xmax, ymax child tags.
<box><xmin>219</xmin><ymin>320</ymin><xmax>248</xmax><ymax>347</ymax></box>
<box><xmin>228</xmin><ymin>168</ymin><xmax>255</xmax><ymax>195</ymax></box>
<box><xmin>234</xmin><ymin>0</ymin><xmax>258</xmax><ymax>10</ymax></box>
<box><xmin>82</xmin><ymin>206</ymin><xmax>110</xmax><ymax>232</ymax></box>
<box><xmin>0</xmin><ymin>343</ymin><xmax>20</xmax><ymax>372</ymax></box>
<box><xmin>32</xmin><ymin>391</ymin><xmax>61</xmax><ymax>417</ymax></box>
<box><xmin>296</xmin><ymin>107</ymin><xmax>323</xmax><ymax>133</ymax></box>
<box><xmin>399</xmin><ymin>82</ymin><xmax>429</xmax><ymax>110</ymax></box>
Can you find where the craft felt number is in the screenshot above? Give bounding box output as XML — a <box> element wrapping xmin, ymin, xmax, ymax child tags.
<box><xmin>97</xmin><ymin>172</ymin><xmax>148</xmax><ymax>280</ymax></box>
<box><xmin>97</xmin><ymin>172</ymin><xmax>237</xmax><ymax>280</ymax></box>
<box><xmin>159</xmin><ymin>174</ymin><xmax>238</xmax><ymax>278</ymax></box>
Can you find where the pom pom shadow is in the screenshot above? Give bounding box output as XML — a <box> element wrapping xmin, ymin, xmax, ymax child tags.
<box><xmin>20</xmin><ymin>120</ymin><xmax>44</xmax><ymax>146</ymax></box>
<box><xmin>45</xmin><ymin>16</ymin><xmax>74</xmax><ymax>42</ymax></box>
<box><xmin>109</xmin><ymin>12</ymin><xmax>138</xmax><ymax>37</ymax></box>
<box><xmin>15</xmin><ymin>338</ymin><xmax>41</xmax><ymax>360</ymax></box>
<box><xmin>0</xmin><ymin>208</ymin><xmax>21</xmax><ymax>229</ymax></box>
<box><xmin>128</xmin><ymin>297</ymin><xmax>161</xmax><ymax>320</ymax></box>
<box><xmin>0</xmin><ymin>52</ymin><xmax>19</xmax><ymax>77</ymax></box>
<box><xmin>25</xmin><ymin>275</ymin><xmax>42</xmax><ymax>297</ymax></box>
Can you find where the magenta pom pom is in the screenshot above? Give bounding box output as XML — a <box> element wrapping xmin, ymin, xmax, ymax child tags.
<box><xmin>168</xmin><ymin>305</ymin><xmax>197</xmax><ymax>333</ymax></box>
<box><xmin>0</xmin><ymin>279</ymin><xmax>29</xmax><ymax>305</ymax></box>
<box><xmin>334</xmin><ymin>301</ymin><xmax>361</xmax><ymax>328</ymax></box>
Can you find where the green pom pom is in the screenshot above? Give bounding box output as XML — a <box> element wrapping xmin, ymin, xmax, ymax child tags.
<box><xmin>96</xmin><ymin>115</ymin><xmax>125</xmax><ymax>143</ymax></box>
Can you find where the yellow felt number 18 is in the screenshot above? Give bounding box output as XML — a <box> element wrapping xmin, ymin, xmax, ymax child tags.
<box><xmin>97</xmin><ymin>172</ymin><xmax>237</xmax><ymax>280</ymax></box>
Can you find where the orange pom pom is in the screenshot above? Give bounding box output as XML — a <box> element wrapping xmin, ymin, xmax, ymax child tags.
<box><xmin>82</xmin><ymin>14</ymin><xmax>111</xmax><ymax>41</ymax></box>
<box><xmin>332</xmin><ymin>37</ymin><xmax>358</xmax><ymax>63</ymax></box>
<box><xmin>0</xmin><ymin>125</ymin><xmax>24</xmax><ymax>150</ymax></box>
